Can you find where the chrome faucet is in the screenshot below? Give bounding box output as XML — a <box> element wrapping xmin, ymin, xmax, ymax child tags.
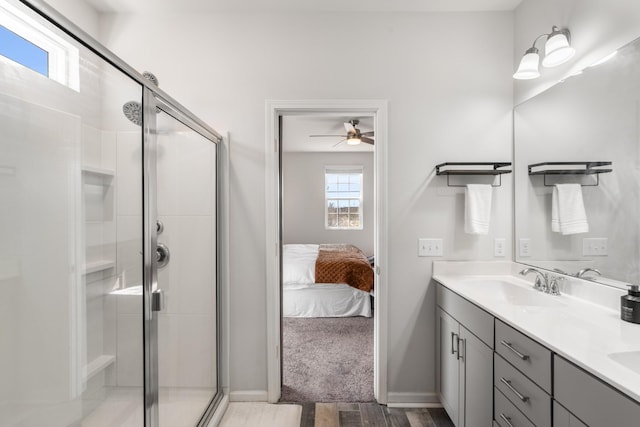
<box><xmin>576</xmin><ymin>268</ymin><xmax>601</xmax><ymax>279</ymax></box>
<box><xmin>519</xmin><ymin>268</ymin><xmax>548</xmax><ymax>292</ymax></box>
<box><xmin>547</xmin><ymin>275</ymin><xmax>564</xmax><ymax>296</ymax></box>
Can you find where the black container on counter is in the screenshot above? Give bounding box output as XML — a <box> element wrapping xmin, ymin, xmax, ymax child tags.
<box><xmin>621</xmin><ymin>285</ymin><xmax>640</xmax><ymax>324</ymax></box>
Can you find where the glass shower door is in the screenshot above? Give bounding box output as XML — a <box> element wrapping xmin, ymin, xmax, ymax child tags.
<box><xmin>0</xmin><ymin>2</ymin><xmax>145</xmax><ymax>425</ymax></box>
<box><xmin>144</xmin><ymin>97</ymin><xmax>219</xmax><ymax>427</ymax></box>
<box><xmin>1</xmin><ymin>2</ymin><xmax>221</xmax><ymax>426</ymax></box>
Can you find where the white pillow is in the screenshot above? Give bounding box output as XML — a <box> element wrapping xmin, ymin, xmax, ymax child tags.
<box><xmin>282</xmin><ymin>244</ymin><xmax>319</xmax><ymax>284</ymax></box>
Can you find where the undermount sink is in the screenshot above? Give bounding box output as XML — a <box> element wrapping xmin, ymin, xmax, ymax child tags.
<box><xmin>608</xmin><ymin>351</ymin><xmax>640</xmax><ymax>375</ymax></box>
<box><xmin>457</xmin><ymin>277</ymin><xmax>567</xmax><ymax>307</ymax></box>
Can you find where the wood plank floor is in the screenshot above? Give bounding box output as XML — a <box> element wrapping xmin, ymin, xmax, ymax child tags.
<box><xmin>297</xmin><ymin>403</ymin><xmax>455</xmax><ymax>427</ymax></box>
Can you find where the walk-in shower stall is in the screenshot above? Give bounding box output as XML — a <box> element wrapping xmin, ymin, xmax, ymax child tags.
<box><xmin>0</xmin><ymin>0</ymin><xmax>223</xmax><ymax>425</ymax></box>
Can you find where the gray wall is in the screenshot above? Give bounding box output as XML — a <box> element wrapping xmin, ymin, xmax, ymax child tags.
<box><xmin>96</xmin><ymin>10</ymin><xmax>515</xmax><ymax>402</ymax></box>
<box><xmin>282</xmin><ymin>152</ymin><xmax>374</xmax><ymax>255</ymax></box>
<box><xmin>45</xmin><ymin>0</ymin><xmax>100</xmax><ymax>38</ymax></box>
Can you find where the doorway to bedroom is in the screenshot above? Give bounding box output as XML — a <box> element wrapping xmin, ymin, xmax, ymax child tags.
<box><xmin>279</xmin><ymin>113</ymin><xmax>376</xmax><ymax>402</ymax></box>
<box><xmin>265</xmin><ymin>100</ymin><xmax>388</xmax><ymax>404</ymax></box>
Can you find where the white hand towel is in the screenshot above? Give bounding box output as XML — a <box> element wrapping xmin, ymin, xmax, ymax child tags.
<box><xmin>465</xmin><ymin>184</ymin><xmax>493</xmax><ymax>235</ymax></box>
<box><xmin>551</xmin><ymin>184</ymin><xmax>589</xmax><ymax>235</ymax></box>
<box><xmin>551</xmin><ymin>187</ymin><xmax>561</xmax><ymax>233</ymax></box>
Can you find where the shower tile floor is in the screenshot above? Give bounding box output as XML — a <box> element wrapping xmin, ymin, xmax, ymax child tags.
<box><xmin>1</xmin><ymin>387</ymin><xmax>215</xmax><ymax>427</ymax></box>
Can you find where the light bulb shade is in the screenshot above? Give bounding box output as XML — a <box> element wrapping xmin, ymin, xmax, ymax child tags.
<box><xmin>542</xmin><ymin>28</ymin><xmax>575</xmax><ymax>67</ymax></box>
<box><xmin>346</xmin><ymin>137</ymin><xmax>361</xmax><ymax>145</ymax></box>
<box><xmin>513</xmin><ymin>48</ymin><xmax>540</xmax><ymax>80</ymax></box>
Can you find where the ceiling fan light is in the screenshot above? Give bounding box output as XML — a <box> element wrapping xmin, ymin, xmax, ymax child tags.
<box><xmin>347</xmin><ymin>137</ymin><xmax>361</xmax><ymax>145</ymax></box>
<box><xmin>513</xmin><ymin>47</ymin><xmax>540</xmax><ymax>80</ymax></box>
<box><xmin>542</xmin><ymin>27</ymin><xmax>575</xmax><ymax>67</ymax></box>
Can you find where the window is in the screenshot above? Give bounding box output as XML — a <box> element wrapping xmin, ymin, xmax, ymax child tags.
<box><xmin>325</xmin><ymin>166</ymin><xmax>363</xmax><ymax>230</ymax></box>
<box><xmin>0</xmin><ymin>24</ymin><xmax>48</xmax><ymax>76</ymax></box>
<box><xmin>0</xmin><ymin>1</ymin><xmax>79</xmax><ymax>90</ymax></box>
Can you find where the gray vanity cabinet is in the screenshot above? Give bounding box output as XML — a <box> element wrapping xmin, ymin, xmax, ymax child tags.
<box><xmin>494</xmin><ymin>320</ymin><xmax>552</xmax><ymax>427</ymax></box>
<box><xmin>438</xmin><ymin>308</ymin><xmax>461</xmax><ymax>425</ymax></box>
<box><xmin>460</xmin><ymin>326</ymin><xmax>494</xmax><ymax>427</ymax></box>
<box><xmin>435</xmin><ymin>281</ymin><xmax>640</xmax><ymax>427</ymax></box>
<box><xmin>554</xmin><ymin>356</ymin><xmax>640</xmax><ymax>427</ymax></box>
<box><xmin>437</xmin><ymin>286</ymin><xmax>494</xmax><ymax>427</ymax></box>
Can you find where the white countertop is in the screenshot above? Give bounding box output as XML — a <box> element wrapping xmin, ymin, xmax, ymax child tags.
<box><xmin>432</xmin><ymin>261</ymin><xmax>640</xmax><ymax>404</ymax></box>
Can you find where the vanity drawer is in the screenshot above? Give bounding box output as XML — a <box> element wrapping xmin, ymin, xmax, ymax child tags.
<box><xmin>437</xmin><ymin>284</ymin><xmax>494</xmax><ymax>348</ymax></box>
<box><xmin>494</xmin><ymin>354</ymin><xmax>551</xmax><ymax>427</ymax></box>
<box><xmin>494</xmin><ymin>388</ymin><xmax>535</xmax><ymax>427</ymax></box>
<box><xmin>554</xmin><ymin>355</ymin><xmax>640</xmax><ymax>427</ymax></box>
<box><xmin>495</xmin><ymin>319</ymin><xmax>551</xmax><ymax>393</ymax></box>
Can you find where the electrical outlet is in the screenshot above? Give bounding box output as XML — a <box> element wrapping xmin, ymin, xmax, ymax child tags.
<box><xmin>494</xmin><ymin>238</ymin><xmax>506</xmax><ymax>257</ymax></box>
<box><xmin>583</xmin><ymin>238</ymin><xmax>608</xmax><ymax>256</ymax></box>
<box><xmin>418</xmin><ymin>238</ymin><xmax>443</xmax><ymax>257</ymax></box>
<box><xmin>519</xmin><ymin>238</ymin><xmax>531</xmax><ymax>257</ymax></box>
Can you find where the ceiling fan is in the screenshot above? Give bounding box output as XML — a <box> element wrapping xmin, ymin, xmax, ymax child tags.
<box><xmin>309</xmin><ymin>119</ymin><xmax>374</xmax><ymax>146</ymax></box>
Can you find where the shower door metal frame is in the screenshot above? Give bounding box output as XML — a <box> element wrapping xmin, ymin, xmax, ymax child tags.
<box><xmin>142</xmin><ymin>89</ymin><xmax>160</xmax><ymax>427</ymax></box>
<box><xmin>143</xmin><ymin>89</ymin><xmax>223</xmax><ymax>427</ymax></box>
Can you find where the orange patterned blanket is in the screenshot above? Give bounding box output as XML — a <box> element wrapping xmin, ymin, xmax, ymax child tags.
<box><xmin>315</xmin><ymin>244</ymin><xmax>374</xmax><ymax>292</ymax></box>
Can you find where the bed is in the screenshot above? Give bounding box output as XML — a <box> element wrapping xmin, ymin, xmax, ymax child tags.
<box><xmin>282</xmin><ymin>243</ymin><xmax>374</xmax><ymax>318</ymax></box>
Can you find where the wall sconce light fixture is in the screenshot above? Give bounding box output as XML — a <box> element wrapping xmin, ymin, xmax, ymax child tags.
<box><xmin>513</xmin><ymin>26</ymin><xmax>575</xmax><ymax>80</ymax></box>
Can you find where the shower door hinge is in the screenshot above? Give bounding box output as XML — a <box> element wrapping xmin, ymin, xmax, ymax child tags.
<box><xmin>376</xmin><ymin>266</ymin><xmax>380</xmax><ymax>275</ymax></box>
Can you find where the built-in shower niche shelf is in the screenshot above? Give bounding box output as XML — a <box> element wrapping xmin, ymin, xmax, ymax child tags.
<box><xmin>84</xmin><ymin>354</ymin><xmax>116</xmax><ymax>381</ymax></box>
<box><xmin>83</xmin><ymin>260</ymin><xmax>115</xmax><ymax>275</ymax></box>
<box><xmin>81</xmin><ymin>166</ymin><xmax>115</xmax><ymax>178</ymax></box>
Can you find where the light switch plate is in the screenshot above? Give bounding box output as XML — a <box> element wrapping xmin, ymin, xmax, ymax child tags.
<box><xmin>583</xmin><ymin>238</ymin><xmax>608</xmax><ymax>256</ymax></box>
<box><xmin>494</xmin><ymin>238</ymin><xmax>506</xmax><ymax>257</ymax></box>
<box><xmin>519</xmin><ymin>238</ymin><xmax>531</xmax><ymax>257</ymax></box>
<box><xmin>418</xmin><ymin>238</ymin><xmax>443</xmax><ymax>257</ymax></box>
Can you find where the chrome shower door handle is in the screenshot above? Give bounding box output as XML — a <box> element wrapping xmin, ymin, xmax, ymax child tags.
<box><xmin>152</xmin><ymin>289</ymin><xmax>164</xmax><ymax>312</ymax></box>
<box><xmin>156</xmin><ymin>242</ymin><xmax>170</xmax><ymax>268</ymax></box>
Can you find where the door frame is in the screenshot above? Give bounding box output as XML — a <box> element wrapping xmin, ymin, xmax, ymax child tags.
<box><xmin>265</xmin><ymin>99</ymin><xmax>389</xmax><ymax>403</ymax></box>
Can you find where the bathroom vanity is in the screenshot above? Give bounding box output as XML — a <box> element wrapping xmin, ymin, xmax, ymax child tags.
<box><xmin>433</xmin><ymin>262</ymin><xmax>640</xmax><ymax>427</ymax></box>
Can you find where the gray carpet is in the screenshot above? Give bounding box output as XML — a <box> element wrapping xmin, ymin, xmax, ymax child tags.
<box><xmin>281</xmin><ymin>316</ymin><xmax>374</xmax><ymax>403</ymax></box>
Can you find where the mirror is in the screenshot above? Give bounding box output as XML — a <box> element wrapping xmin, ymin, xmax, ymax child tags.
<box><xmin>514</xmin><ymin>36</ymin><xmax>640</xmax><ymax>289</ymax></box>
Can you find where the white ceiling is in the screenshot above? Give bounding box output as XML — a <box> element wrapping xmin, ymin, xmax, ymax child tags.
<box><xmin>282</xmin><ymin>115</ymin><xmax>374</xmax><ymax>153</ymax></box>
<box><xmin>84</xmin><ymin>0</ymin><xmax>522</xmax><ymax>13</ymax></box>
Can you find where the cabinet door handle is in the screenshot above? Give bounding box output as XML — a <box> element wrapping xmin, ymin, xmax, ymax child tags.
<box><xmin>499</xmin><ymin>413</ymin><xmax>515</xmax><ymax>427</ymax></box>
<box><xmin>500</xmin><ymin>340</ymin><xmax>530</xmax><ymax>361</ymax></box>
<box><xmin>456</xmin><ymin>337</ymin><xmax>465</xmax><ymax>361</ymax></box>
<box><xmin>500</xmin><ymin>377</ymin><xmax>529</xmax><ymax>402</ymax></box>
<box><xmin>451</xmin><ymin>332</ymin><xmax>458</xmax><ymax>355</ymax></box>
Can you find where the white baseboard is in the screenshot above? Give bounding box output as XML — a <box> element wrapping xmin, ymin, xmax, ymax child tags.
<box><xmin>229</xmin><ymin>390</ymin><xmax>269</xmax><ymax>402</ymax></box>
<box><xmin>386</xmin><ymin>392</ymin><xmax>442</xmax><ymax>408</ymax></box>
<box><xmin>206</xmin><ymin>394</ymin><xmax>229</xmax><ymax>427</ymax></box>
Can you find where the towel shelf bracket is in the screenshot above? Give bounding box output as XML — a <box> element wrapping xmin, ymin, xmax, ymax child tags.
<box><xmin>435</xmin><ymin>162</ymin><xmax>512</xmax><ymax>187</ymax></box>
<box><xmin>527</xmin><ymin>161</ymin><xmax>612</xmax><ymax>187</ymax></box>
